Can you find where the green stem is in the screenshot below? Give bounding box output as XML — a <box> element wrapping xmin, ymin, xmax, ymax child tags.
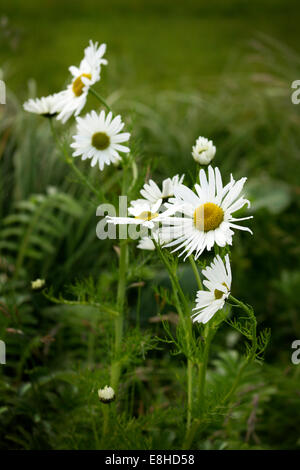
<box><xmin>197</xmin><ymin>328</ymin><xmax>212</xmax><ymax>410</ymax></box>
<box><xmin>229</xmin><ymin>295</ymin><xmax>257</xmax><ymax>358</ymax></box>
<box><xmin>136</xmin><ymin>282</ymin><xmax>142</xmax><ymax>330</ymax></box>
<box><xmin>182</xmin><ymin>418</ymin><xmax>201</xmax><ymax>450</ymax></box>
<box><xmin>110</xmin><ymin>239</ymin><xmax>128</xmax><ymax>390</ymax></box>
<box><xmin>221</xmin><ymin>358</ymin><xmax>248</xmax><ymax>405</ymax></box>
<box><xmin>182</xmin><ymin>326</ymin><xmax>214</xmax><ymax>449</ymax></box>
<box><xmin>189</xmin><ymin>256</ymin><xmax>202</xmax><ymax>290</ymax></box>
<box><xmin>188</xmin><ymin>255</ymin><xmax>205</xmax><ymax>415</ymax></box>
<box><xmin>218</xmin><ymin>295</ymin><xmax>258</xmax><ymax>406</ymax></box>
<box><xmin>49</xmin><ymin>119</ymin><xmax>99</xmax><ymax>197</ymax></box>
<box><xmin>87</xmin><ymin>317</ymin><xmax>97</xmax><ymax>367</ymax></box>
<box><xmin>183</xmin><ymin>325</ymin><xmax>216</xmax><ymax>449</ymax></box>
<box><xmin>188</xmin><ymin>255</ymin><xmax>208</xmax><ymax>411</ymax></box>
<box><xmin>187</xmin><ymin>359</ymin><xmax>193</xmax><ymax>430</ymax></box>
<box><xmin>42</xmin><ymin>290</ymin><xmax>119</xmax><ymax>317</ymax></box>
<box><xmin>154</xmin><ymin>243</ymin><xmax>185</xmax><ymax>324</ymax></box>
<box><xmin>184</xmin><ymin>294</ymin><xmax>258</xmax><ymax>449</ymax></box>
<box><xmin>154</xmin><ymin>240</ymin><xmax>193</xmax><ymax>432</ymax></box>
<box><xmin>154</xmin><ymin>241</ymin><xmax>189</xmax><ymax>315</ymax></box>
<box><xmin>110</xmin><ymin>168</ymin><xmax>129</xmax><ymax>391</ymax></box>
<box><xmin>100</xmin><ymin>406</ymin><xmax>109</xmax><ymax>448</ymax></box>
<box><xmin>89</xmin><ymin>88</ymin><xmax>112</xmax><ymax>111</ymax></box>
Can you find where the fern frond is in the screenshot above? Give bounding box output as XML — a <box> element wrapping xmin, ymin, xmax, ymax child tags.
<box><xmin>0</xmin><ymin>188</ymin><xmax>83</xmax><ymax>277</ymax></box>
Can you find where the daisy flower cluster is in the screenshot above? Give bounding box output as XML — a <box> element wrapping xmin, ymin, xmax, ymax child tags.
<box><xmin>22</xmin><ymin>40</ymin><xmax>259</xmax><ymax>428</ymax></box>
<box><xmin>107</xmin><ymin>174</ymin><xmax>185</xmax><ymax>250</ymax></box>
<box><xmin>23</xmin><ymin>40</ymin><xmax>106</xmax><ymax>122</ymax></box>
<box><xmin>23</xmin><ymin>40</ymin><xmax>254</xmax><ymax>330</ymax></box>
<box><xmin>23</xmin><ymin>41</ymin><xmax>130</xmax><ymax>171</ymax></box>
<box><xmin>107</xmin><ymin>137</ymin><xmax>252</xmax><ymax>324</ymax></box>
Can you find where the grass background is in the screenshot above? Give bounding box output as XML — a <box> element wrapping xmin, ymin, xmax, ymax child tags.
<box><xmin>0</xmin><ymin>0</ymin><xmax>300</xmax><ymax>450</ymax></box>
<box><xmin>2</xmin><ymin>0</ymin><xmax>300</xmax><ymax>94</ymax></box>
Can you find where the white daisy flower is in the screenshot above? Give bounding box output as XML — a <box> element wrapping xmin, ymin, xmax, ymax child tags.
<box><xmin>160</xmin><ymin>165</ymin><xmax>252</xmax><ymax>260</ymax></box>
<box><xmin>23</xmin><ymin>94</ymin><xmax>60</xmax><ymax>117</ymax></box>
<box><xmin>133</xmin><ymin>175</ymin><xmax>184</xmax><ymax>207</ymax></box>
<box><xmin>55</xmin><ymin>41</ymin><xmax>107</xmax><ymax>123</ymax></box>
<box><xmin>192</xmin><ymin>254</ymin><xmax>231</xmax><ymax>324</ymax></box>
<box><xmin>70</xmin><ymin>110</ymin><xmax>130</xmax><ymax>170</ymax></box>
<box><xmin>107</xmin><ymin>199</ymin><xmax>177</xmax><ymax>230</ymax></box>
<box><xmin>192</xmin><ymin>136</ymin><xmax>216</xmax><ymax>165</ymax></box>
<box><xmin>81</xmin><ymin>40</ymin><xmax>107</xmax><ymax>70</ymax></box>
<box><xmin>98</xmin><ymin>385</ymin><xmax>115</xmax><ymax>404</ymax></box>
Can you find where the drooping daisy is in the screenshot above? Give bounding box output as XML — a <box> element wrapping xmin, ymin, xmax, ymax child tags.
<box><xmin>192</xmin><ymin>136</ymin><xmax>216</xmax><ymax>165</ymax></box>
<box><xmin>192</xmin><ymin>254</ymin><xmax>231</xmax><ymax>324</ymax></box>
<box><xmin>98</xmin><ymin>385</ymin><xmax>115</xmax><ymax>404</ymax></box>
<box><xmin>137</xmin><ymin>228</ymin><xmax>171</xmax><ymax>251</ymax></box>
<box><xmin>132</xmin><ymin>175</ymin><xmax>184</xmax><ymax>208</ymax></box>
<box><xmin>23</xmin><ymin>94</ymin><xmax>61</xmax><ymax>117</ymax></box>
<box><xmin>137</xmin><ymin>236</ymin><xmax>156</xmax><ymax>251</ymax></box>
<box><xmin>70</xmin><ymin>110</ymin><xmax>130</xmax><ymax>170</ymax></box>
<box><xmin>107</xmin><ymin>199</ymin><xmax>177</xmax><ymax>230</ymax></box>
<box><xmin>160</xmin><ymin>165</ymin><xmax>252</xmax><ymax>260</ymax></box>
<box><xmin>55</xmin><ymin>41</ymin><xmax>107</xmax><ymax>123</ymax></box>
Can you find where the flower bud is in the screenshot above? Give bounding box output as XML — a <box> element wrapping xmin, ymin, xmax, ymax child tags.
<box><xmin>31</xmin><ymin>278</ymin><xmax>46</xmax><ymax>291</ymax></box>
<box><xmin>192</xmin><ymin>136</ymin><xmax>216</xmax><ymax>165</ymax></box>
<box><xmin>98</xmin><ymin>385</ymin><xmax>115</xmax><ymax>404</ymax></box>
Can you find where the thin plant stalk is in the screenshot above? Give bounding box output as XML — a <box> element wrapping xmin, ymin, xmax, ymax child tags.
<box><xmin>187</xmin><ymin>359</ymin><xmax>193</xmax><ymax>430</ymax></box>
<box><xmin>49</xmin><ymin>119</ymin><xmax>100</xmax><ymax>197</ymax></box>
<box><xmin>81</xmin><ymin>88</ymin><xmax>129</xmax><ymax>435</ymax></box>
<box><xmin>184</xmin><ymin>294</ymin><xmax>259</xmax><ymax>448</ymax></box>
<box><xmin>220</xmin><ymin>294</ymin><xmax>258</xmax><ymax>404</ymax></box>
<box><xmin>153</xmin><ymin>240</ymin><xmax>193</xmax><ymax>431</ymax></box>
<box><xmin>110</xmin><ymin>163</ymin><xmax>130</xmax><ymax>391</ymax></box>
<box><xmin>197</xmin><ymin>327</ymin><xmax>213</xmax><ymax>410</ymax></box>
<box><xmin>89</xmin><ymin>87</ymin><xmax>112</xmax><ymax>111</ymax></box>
<box><xmin>189</xmin><ymin>255</ymin><xmax>202</xmax><ymax>290</ymax></box>
<box><xmin>110</xmin><ymin>239</ymin><xmax>128</xmax><ymax>390</ymax></box>
<box><xmin>188</xmin><ymin>256</ymin><xmax>211</xmax><ymax>410</ymax></box>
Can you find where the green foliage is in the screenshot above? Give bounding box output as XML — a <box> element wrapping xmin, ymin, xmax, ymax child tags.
<box><xmin>0</xmin><ymin>189</ymin><xmax>83</xmax><ymax>277</ymax></box>
<box><xmin>0</xmin><ymin>9</ymin><xmax>299</xmax><ymax>449</ymax></box>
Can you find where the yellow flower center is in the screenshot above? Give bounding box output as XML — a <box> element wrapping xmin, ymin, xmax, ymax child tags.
<box><xmin>214</xmin><ymin>289</ymin><xmax>224</xmax><ymax>300</ymax></box>
<box><xmin>193</xmin><ymin>202</ymin><xmax>224</xmax><ymax>232</ymax></box>
<box><xmin>72</xmin><ymin>73</ymin><xmax>92</xmax><ymax>97</ymax></box>
<box><xmin>214</xmin><ymin>283</ymin><xmax>229</xmax><ymax>300</ymax></box>
<box><xmin>91</xmin><ymin>132</ymin><xmax>110</xmax><ymax>150</ymax></box>
<box><xmin>135</xmin><ymin>211</ymin><xmax>159</xmax><ymax>221</ymax></box>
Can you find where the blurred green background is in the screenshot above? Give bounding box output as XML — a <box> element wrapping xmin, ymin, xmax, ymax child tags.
<box><xmin>2</xmin><ymin>0</ymin><xmax>300</xmax><ymax>94</ymax></box>
<box><xmin>0</xmin><ymin>0</ymin><xmax>300</xmax><ymax>450</ymax></box>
